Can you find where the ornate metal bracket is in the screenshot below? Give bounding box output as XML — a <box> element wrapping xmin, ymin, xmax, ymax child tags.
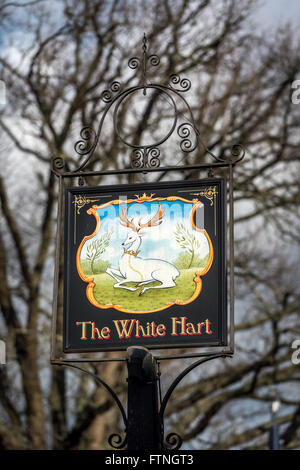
<box><xmin>52</xmin><ymin>352</ymin><xmax>231</xmax><ymax>451</ymax></box>
<box><xmin>50</xmin><ymin>35</ymin><xmax>242</xmax><ymax>365</ymax></box>
<box><xmin>51</xmin><ymin>34</ymin><xmax>245</xmax><ymax>177</ymax></box>
<box><xmin>158</xmin><ymin>353</ymin><xmax>232</xmax><ymax>449</ymax></box>
<box><xmin>50</xmin><ymin>36</ymin><xmax>243</xmax><ymax>450</ymax></box>
<box><xmin>55</xmin><ymin>361</ymin><xmax>128</xmax><ymax>449</ymax></box>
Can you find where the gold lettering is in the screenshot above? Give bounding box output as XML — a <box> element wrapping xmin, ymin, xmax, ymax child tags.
<box><xmin>205</xmin><ymin>319</ymin><xmax>213</xmax><ymax>335</ymax></box>
<box><xmin>113</xmin><ymin>319</ymin><xmax>135</xmax><ymax>339</ymax></box>
<box><xmin>76</xmin><ymin>321</ymin><xmax>91</xmax><ymax>340</ymax></box>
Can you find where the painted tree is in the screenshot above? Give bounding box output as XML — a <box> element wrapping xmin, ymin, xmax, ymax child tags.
<box><xmin>174</xmin><ymin>222</ymin><xmax>203</xmax><ymax>268</ymax></box>
<box><xmin>85</xmin><ymin>231</ymin><xmax>112</xmax><ymax>274</ymax></box>
<box><xmin>0</xmin><ymin>0</ymin><xmax>299</xmax><ymax>450</ymax></box>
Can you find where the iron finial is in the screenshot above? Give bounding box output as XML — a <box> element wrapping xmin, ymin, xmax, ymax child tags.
<box><xmin>142</xmin><ymin>33</ymin><xmax>147</xmax><ymax>95</ymax></box>
<box><xmin>142</xmin><ymin>33</ymin><xmax>147</xmax><ymax>54</ymax></box>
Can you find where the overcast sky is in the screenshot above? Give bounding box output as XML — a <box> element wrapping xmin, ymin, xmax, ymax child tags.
<box><xmin>257</xmin><ymin>0</ymin><xmax>300</xmax><ymax>27</ymax></box>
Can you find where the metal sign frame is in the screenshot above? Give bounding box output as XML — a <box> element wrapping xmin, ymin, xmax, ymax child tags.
<box><xmin>63</xmin><ymin>177</ymin><xmax>227</xmax><ymax>353</ymax></box>
<box><xmin>50</xmin><ymin>34</ymin><xmax>245</xmax><ymax>364</ymax></box>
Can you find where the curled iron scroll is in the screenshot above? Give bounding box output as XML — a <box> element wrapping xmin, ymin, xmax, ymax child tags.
<box><xmin>148</xmin><ymin>147</ymin><xmax>160</xmax><ymax>167</ymax></box>
<box><xmin>74</xmin><ymin>126</ymin><xmax>97</xmax><ymax>157</ymax></box>
<box><xmin>101</xmin><ymin>81</ymin><xmax>121</xmax><ymax>103</ymax></box>
<box><xmin>108</xmin><ymin>433</ymin><xmax>127</xmax><ymax>450</ymax></box>
<box><xmin>130</xmin><ymin>147</ymin><xmax>161</xmax><ymax>169</ymax></box>
<box><xmin>131</xmin><ymin>148</ymin><xmax>144</xmax><ymax>168</ymax></box>
<box><xmin>51</xmin><ymin>155</ymin><xmax>65</xmax><ymax>172</ymax></box>
<box><xmin>169</xmin><ymin>74</ymin><xmax>191</xmax><ymax>92</ymax></box>
<box><xmin>128</xmin><ymin>55</ymin><xmax>160</xmax><ymax>71</ymax></box>
<box><xmin>193</xmin><ymin>125</ymin><xmax>246</xmax><ymax>164</ymax></box>
<box><xmin>177</xmin><ymin>123</ymin><xmax>198</xmax><ymax>153</ymax></box>
<box><xmin>128</xmin><ymin>56</ymin><xmax>141</xmax><ymax>70</ymax></box>
<box><xmin>228</xmin><ymin>144</ymin><xmax>245</xmax><ymax>163</ymax></box>
<box><xmin>163</xmin><ymin>432</ymin><xmax>183</xmax><ymax>450</ymax></box>
<box><xmin>148</xmin><ymin>54</ymin><xmax>160</xmax><ymax>67</ymax></box>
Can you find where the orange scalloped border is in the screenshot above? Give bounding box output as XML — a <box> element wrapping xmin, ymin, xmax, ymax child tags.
<box><xmin>76</xmin><ymin>195</ymin><xmax>213</xmax><ymax>314</ymax></box>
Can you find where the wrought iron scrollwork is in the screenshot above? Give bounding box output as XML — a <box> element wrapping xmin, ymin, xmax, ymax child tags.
<box><xmin>212</xmin><ymin>143</ymin><xmax>246</xmax><ymax>164</ymax></box>
<box><xmin>128</xmin><ymin>33</ymin><xmax>160</xmax><ymax>74</ymax></box>
<box><xmin>51</xmin><ymin>155</ymin><xmax>65</xmax><ymax>172</ymax></box>
<box><xmin>108</xmin><ymin>433</ymin><xmax>127</xmax><ymax>450</ymax></box>
<box><xmin>169</xmin><ymin>74</ymin><xmax>191</xmax><ymax>92</ymax></box>
<box><xmin>148</xmin><ymin>54</ymin><xmax>160</xmax><ymax>67</ymax></box>
<box><xmin>128</xmin><ymin>56</ymin><xmax>140</xmax><ymax>70</ymax></box>
<box><xmin>193</xmin><ymin>125</ymin><xmax>246</xmax><ymax>165</ymax></box>
<box><xmin>128</xmin><ymin>54</ymin><xmax>160</xmax><ymax>70</ymax></box>
<box><xmin>177</xmin><ymin>122</ymin><xmax>198</xmax><ymax>153</ymax></box>
<box><xmin>74</xmin><ymin>126</ymin><xmax>97</xmax><ymax>157</ymax></box>
<box><xmin>112</xmin><ymin>85</ymin><xmax>178</xmax><ymax>169</ymax></box>
<box><xmin>63</xmin><ymin>34</ymin><xmax>245</xmax><ymax>182</ymax></box>
<box><xmin>131</xmin><ymin>147</ymin><xmax>161</xmax><ymax>169</ymax></box>
<box><xmin>57</xmin><ymin>362</ymin><xmax>127</xmax><ymax>450</ymax></box>
<box><xmin>163</xmin><ymin>432</ymin><xmax>183</xmax><ymax>450</ymax></box>
<box><xmin>229</xmin><ymin>143</ymin><xmax>245</xmax><ymax>163</ymax></box>
<box><xmin>159</xmin><ymin>354</ymin><xmax>232</xmax><ymax>449</ymax></box>
<box><xmin>101</xmin><ymin>81</ymin><xmax>121</xmax><ymax>103</ymax></box>
<box><xmin>130</xmin><ymin>148</ymin><xmax>144</xmax><ymax>168</ymax></box>
<box><xmin>148</xmin><ymin>147</ymin><xmax>160</xmax><ymax>167</ymax></box>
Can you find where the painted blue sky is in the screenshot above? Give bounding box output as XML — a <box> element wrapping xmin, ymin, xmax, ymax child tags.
<box><xmin>81</xmin><ymin>200</ymin><xmax>210</xmax><ymax>267</ymax></box>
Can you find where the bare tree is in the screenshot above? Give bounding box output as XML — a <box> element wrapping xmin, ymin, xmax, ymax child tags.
<box><xmin>0</xmin><ymin>0</ymin><xmax>299</xmax><ymax>449</ymax></box>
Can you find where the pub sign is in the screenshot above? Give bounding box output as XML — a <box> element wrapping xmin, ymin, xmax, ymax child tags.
<box><xmin>63</xmin><ymin>179</ymin><xmax>227</xmax><ymax>352</ymax></box>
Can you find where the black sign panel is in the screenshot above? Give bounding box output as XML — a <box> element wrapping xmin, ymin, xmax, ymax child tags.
<box><xmin>63</xmin><ymin>179</ymin><xmax>227</xmax><ymax>352</ymax></box>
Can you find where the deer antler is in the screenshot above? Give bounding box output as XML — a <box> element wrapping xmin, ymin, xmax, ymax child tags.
<box><xmin>119</xmin><ymin>206</ymin><xmax>138</xmax><ymax>232</ymax></box>
<box><xmin>137</xmin><ymin>203</ymin><xmax>165</xmax><ymax>231</ymax></box>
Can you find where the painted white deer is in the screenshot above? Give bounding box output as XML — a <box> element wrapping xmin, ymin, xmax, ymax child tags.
<box><xmin>106</xmin><ymin>203</ymin><xmax>179</xmax><ymax>295</ymax></box>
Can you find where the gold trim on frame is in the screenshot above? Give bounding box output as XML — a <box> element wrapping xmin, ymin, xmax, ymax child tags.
<box><xmin>76</xmin><ymin>194</ymin><xmax>214</xmax><ymax>314</ymax></box>
<box><xmin>179</xmin><ymin>186</ymin><xmax>218</xmax><ymax>235</ymax></box>
<box><xmin>73</xmin><ymin>194</ymin><xmax>112</xmax><ymax>244</ymax></box>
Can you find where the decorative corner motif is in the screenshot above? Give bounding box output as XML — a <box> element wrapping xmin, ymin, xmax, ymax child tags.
<box><xmin>190</xmin><ymin>186</ymin><xmax>218</xmax><ymax>206</ymax></box>
<box><xmin>191</xmin><ymin>186</ymin><xmax>218</xmax><ymax>236</ymax></box>
<box><xmin>179</xmin><ymin>186</ymin><xmax>218</xmax><ymax>236</ymax></box>
<box><xmin>73</xmin><ymin>195</ymin><xmax>112</xmax><ymax>245</ymax></box>
<box><xmin>73</xmin><ymin>195</ymin><xmax>102</xmax><ymax>215</ymax></box>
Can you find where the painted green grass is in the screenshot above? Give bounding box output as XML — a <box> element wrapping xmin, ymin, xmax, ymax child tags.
<box><xmin>92</xmin><ymin>268</ymin><xmax>201</xmax><ymax>312</ymax></box>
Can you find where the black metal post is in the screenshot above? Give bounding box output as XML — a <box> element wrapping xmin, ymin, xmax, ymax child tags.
<box><xmin>126</xmin><ymin>346</ymin><xmax>161</xmax><ymax>450</ymax></box>
<box><xmin>269</xmin><ymin>419</ymin><xmax>280</xmax><ymax>450</ymax></box>
<box><xmin>268</xmin><ymin>390</ymin><xmax>281</xmax><ymax>450</ymax></box>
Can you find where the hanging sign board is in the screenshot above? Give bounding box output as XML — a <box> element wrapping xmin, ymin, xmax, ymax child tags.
<box><xmin>63</xmin><ymin>179</ymin><xmax>227</xmax><ymax>352</ymax></box>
